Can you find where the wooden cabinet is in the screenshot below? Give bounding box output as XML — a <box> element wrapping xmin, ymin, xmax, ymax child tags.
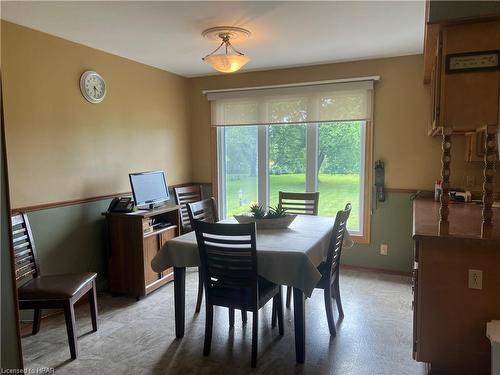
<box><xmin>426</xmin><ymin>19</ymin><xmax>500</xmax><ymax>135</ymax></box>
<box><xmin>412</xmin><ymin>199</ymin><xmax>500</xmax><ymax>374</ymax></box>
<box><xmin>465</xmin><ymin>127</ymin><xmax>500</xmax><ymax>162</ymax></box>
<box><xmin>104</xmin><ymin>205</ymin><xmax>180</xmax><ymax>299</ymax></box>
<box><xmin>428</xmin><ymin>30</ymin><xmax>442</xmax><ymax>133</ymax></box>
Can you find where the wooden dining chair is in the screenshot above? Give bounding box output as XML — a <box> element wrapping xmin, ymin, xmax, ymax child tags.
<box><xmin>272</xmin><ymin>203</ymin><xmax>351</xmax><ymax>337</ymax></box>
<box><xmin>186</xmin><ymin>198</ymin><xmax>218</xmax><ymax>225</ymax></box>
<box><xmin>12</xmin><ymin>213</ymin><xmax>98</xmax><ymax>359</ymax></box>
<box><xmin>174</xmin><ymin>185</ymin><xmax>204</xmax><ymax>313</ymax></box>
<box><xmin>315</xmin><ymin>203</ymin><xmax>351</xmax><ymax>336</ymax></box>
<box><xmin>193</xmin><ymin>220</ymin><xmax>284</xmax><ymax>368</ymax></box>
<box><xmin>187</xmin><ymin>198</ymin><xmax>247</xmax><ymax>323</ymax></box>
<box><xmin>174</xmin><ymin>184</ymin><xmax>203</xmax><ymax>234</ymax></box>
<box><xmin>279</xmin><ymin>191</ymin><xmax>320</xmax><ymax>307</ymax></box>
<box><xmin>278</xmin><ymin>191</ymin><xmax>320</xmax><ymax>216</ymax></box>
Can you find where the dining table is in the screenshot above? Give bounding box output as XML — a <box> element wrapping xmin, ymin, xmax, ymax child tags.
<box><xmin>151</xmin><ymin>214</ymin><xmax>352</xmax><ymax>363</ymax></box>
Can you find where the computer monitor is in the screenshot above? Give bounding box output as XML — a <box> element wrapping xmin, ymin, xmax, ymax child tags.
<box><xmin>129</xmin><ymin>171</ymin><xmax>169</xmax><ymax>209</ymax></box>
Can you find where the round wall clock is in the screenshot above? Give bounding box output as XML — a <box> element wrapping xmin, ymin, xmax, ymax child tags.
<box><xmin>79</xmin><ymin>71</ymin><xmax>106</xmax><ymax>103</ymax></box>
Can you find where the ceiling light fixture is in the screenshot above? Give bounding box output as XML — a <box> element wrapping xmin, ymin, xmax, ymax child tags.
<box><xmin>202</xmin><ymin>26</ymin><xmax>251</xmax><ymax>73</ymax></box>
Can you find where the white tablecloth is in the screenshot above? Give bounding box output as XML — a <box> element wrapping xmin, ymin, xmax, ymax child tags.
<box><xmin>151</xmin><ymin>215</ymin><xmax>351</xmax><ymax>297</ymax></box>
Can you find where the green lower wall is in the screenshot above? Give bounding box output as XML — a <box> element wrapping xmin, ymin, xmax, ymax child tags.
<box><xmin>26</xmin><ymin>199</ymin><xmax>111</xmax><ymax>288</ymax></box>
<box><xmin>343</xmin><ymin>192</ymin><xmax>414</xmax><ymax>273</ymax></box>
<box><xmin>25</xmin><ymin>190</ymin><xmax>415</xmax><ymax>284</ymax></box>
<box><xmin>23</xmin><ymin>190</ymin><xmax>181</xmax><ymax>288</ymax></box>
<box><xmin>1</xmin><ymin>122</ymin><xmax>22</xmax><ymax>369</ymax></box>
<box><xmin>18</xmin><ymin>198</ymin><xmax>112</xmax><ymax>322</ymax></box>
<box><xmin>17</xmin><ymin>189</ymin><xmax>413</xmax><ymax>321</ymax></box>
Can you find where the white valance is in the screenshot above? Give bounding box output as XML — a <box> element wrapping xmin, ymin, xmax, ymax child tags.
<box><xmin>206</xmin><ymin>77</ymin><xmax>377</xmax><ymax>127</ymax></box>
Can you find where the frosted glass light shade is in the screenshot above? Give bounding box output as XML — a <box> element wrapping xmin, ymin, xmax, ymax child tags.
<box><xmin>203</xmin><ymin>54</ymin><xmax>250</xmax><ymax>73</ymax></box>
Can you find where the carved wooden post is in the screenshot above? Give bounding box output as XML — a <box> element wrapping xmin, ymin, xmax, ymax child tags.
<box><xmin>481</xmin><ymin>125</ymin><xmax>497</xmax><ymax>237</ymax></box>
<box><xmin>439</xmin><ymin>127</ymin><xmax>452</xmax><ymax>234</ymax></box>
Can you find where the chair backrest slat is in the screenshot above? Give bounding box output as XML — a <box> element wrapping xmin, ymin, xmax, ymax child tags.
<box><xmin>12</xmin><ymin>228</ymin><xmax>26</xmax><ymax>236</ymax></box>
<box><xmin>12</xmin><ymin>234</ymin><xmax>28</xmax><ymax>243</ymax></box>
<box><xmin>278</xmin><ymin>191</ymin><xmax>320</xmax><ymax>216</ymax></box>
<box><xmin>15</xmin><ymin>253</ymin><xmax>34</xmax><ymax>265</ymax></box>
<box><xmin>10</xmin><ymin>213</ymin><xmax>39</xmax><ymax>284</ymax></box>
<box><xmin>186</xmin><ymin>198</ymin><xmax>219</xmax><ymax>227</ymax></box>
<box><xmin>325</xmin><ymin>204</ymin><xmax>351</xmax><ymax>278</ymax></box>
<box><xmin>174</xmin><ymin>185</ymin><xmax>202</xmax><ymax>233</ymax></box>
<box><xmin>193</xmin><ymin>221</ymin><xmax>258</xmax><ymax>308</ymax></box>
<box><xmin>13</xmin><ymin>241</ymin><xmax>30</xmax><ymax>251</ymax></box>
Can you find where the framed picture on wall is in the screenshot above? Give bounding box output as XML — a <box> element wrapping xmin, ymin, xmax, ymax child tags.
<box><xmin>445</xmin><ymin>50</ymin><xmax>500</xmax><ymax>74</ymax></box>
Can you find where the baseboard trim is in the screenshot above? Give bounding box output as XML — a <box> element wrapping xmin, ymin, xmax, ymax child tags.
<box><xmin>340</xmin><ymin>264</ymin><xmax>412</xmax><ymax>277</ymax></box>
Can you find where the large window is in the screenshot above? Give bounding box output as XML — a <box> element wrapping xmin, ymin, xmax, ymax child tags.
<box><xmin>218</xmin><ymin>121</ymin><xmax>367</xmax><ymax>234</ymax></box>
<box><xmin>220</xmin><ymin>126</ymin><xmax>258</xmax><ymax>217</ymax></box>
<box><xmin>269</xmin><ymin>124</ymin><xmax>306</xmax><ymax>207</ymax></box>
<box><xmin>317</xmin><ymin>122</ymin><xmax>365</xmax><ymax>232</ymax></box>
<box><xmin>210</xmin><ymin>78</ymin><xmax>376</xmax><ymax>241</ymax></box>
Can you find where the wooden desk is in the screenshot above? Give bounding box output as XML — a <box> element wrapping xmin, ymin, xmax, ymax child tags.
<box><xmin>103</xmin><ymin>205</ymin><xmax>180</xmax><ymax>299</ymax></box>
<box><xmin>412</xmin><ymin>199</ymin><xmax>500</xmax><ymax>374</ymax></box>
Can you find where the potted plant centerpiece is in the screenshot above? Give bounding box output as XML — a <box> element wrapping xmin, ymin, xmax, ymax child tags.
<box><xmin>234</xmin><ymin>203</ymin><xmax>297</xmax><ymax>229</ymax></box>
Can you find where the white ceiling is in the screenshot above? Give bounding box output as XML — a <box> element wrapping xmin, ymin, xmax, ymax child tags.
<box><xmin>1</xmin><ymin>1</ymin><xmax>426</xmax><ymax>77</ymax></box>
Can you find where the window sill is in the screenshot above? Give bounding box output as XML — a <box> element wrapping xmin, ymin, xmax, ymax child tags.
<box><xmin>351</xmin><ymin>234</ymin><xmax>370</xmax><ymax>245</ymax></box>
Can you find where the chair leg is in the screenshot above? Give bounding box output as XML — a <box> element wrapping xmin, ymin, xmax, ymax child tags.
<box><xmin>195</xmin><ymin>267</ymin><xmax>203</xmax><ymax>313</ymax></box>
<box><xmin>286</xmin><ymin>286</ymin><xmax>292</xmax><ymax>308</ymax></box>
<box><xmin>324</xmin><ymin>287</ymin><xmax>336</xmax><ymax>337</ymax></box>
<box><xmin>89</xmin><ymin>280</ymin><xmax>98</xmax><ymax>332</ymax></box>
<box><xmin>32</xmin><ymin>308</ymin><xmax>42</xmax><ymax>335</ymax></box>
<box><xmin>276</xmin><ymin>286</ymin><xmax>284</xmax><ymax>336</ymax></box>
<box><xmin>334</xmin><ymin>277</ymin><xmax>344</xmax><ymax>318</ymax></box>
<box><xmin>203</xmin><ymin>304</ymin><xmax>214</xmax><ymax>356</ymax></box>
<box><xmin>241</xmin><ymin>310</ymin><xmax>247</xmax><ymax>324</ymax></box>
<box><xmin>229</xmin><ymin>308</ymin><xmax>235</xmax><ymax>328</ymax></box>
<box><xmin>63</xmin><ymin>302</ymin><xmax>78</xmax><ymax>359</ymax></box>
<box><xmin>251</xmin><ymin>310</ymin><xmax>258</xmax><ymax>368</ymax></box>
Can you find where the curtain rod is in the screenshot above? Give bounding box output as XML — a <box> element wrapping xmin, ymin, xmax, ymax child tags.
<box><xmin>202</xmin><ymin>76</ymin><xmax>380</xmax><ymax>95</ymax></box>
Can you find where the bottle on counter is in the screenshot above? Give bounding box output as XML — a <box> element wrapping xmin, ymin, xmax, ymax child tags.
<box><xmin>435</xmin><ymin>180</ymin><xmax>442</xmax><ymax>201</ymax></box>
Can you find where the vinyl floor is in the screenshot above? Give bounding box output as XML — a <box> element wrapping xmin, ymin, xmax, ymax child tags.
<box><xmin>21</xmin><ymin>268</ymin><xmax>427</xmax><ymax>375</ymax></box>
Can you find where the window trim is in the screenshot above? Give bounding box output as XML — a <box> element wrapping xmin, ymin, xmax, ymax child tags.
<box><xmin>213</xmin><ymin>120</ymin><xmax>372</xmax><ymax>245</ymax></box>
<box><xmin>216</xmin><ymin>127</ymin><xmax>226</xmax><ymax>218</ymax></box>
<box><xmin>306</xmin><ymin>123</ymin><xmax>319</xmax><ymax>192</ymax></box>
<box><xmin>354</xmin><ymin>120</ymin><xmax>372</xmax><ymax>244</ymax></box>
<box><xmin>257</xmin><ymin>126</ymin><xmax>269</xmax><ymax>209</ymax></box>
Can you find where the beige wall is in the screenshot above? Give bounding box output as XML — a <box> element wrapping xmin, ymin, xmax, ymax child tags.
<box><xmin>3</xmin><ymin>21</ymin><xmax>494</xmax><ymax>208</ymax></box>
<box><xmin>2</xmin><ymin>21</ymin><xmax>192</xmax><ymax>208</ymax></box>
<box><xmin>190</xmin><ymin>55</ymin><xmax>445</xmax><ymax>190</ymax></box>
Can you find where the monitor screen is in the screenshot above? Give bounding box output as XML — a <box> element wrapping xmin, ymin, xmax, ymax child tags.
<box><xmin>129</xmin><ymin>171</ymin><xmax>169</xmax><ymax>207</ymax></box>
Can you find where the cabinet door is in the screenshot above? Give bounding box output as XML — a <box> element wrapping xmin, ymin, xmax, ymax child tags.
<box><xmin>430</xmin><ymin>32</ymin><xmax>442</xmax><ymax>132</ymax></box>
<box><xmin>158</xmin><ymin>228</ymin><xmax>176</xmax><ymax>279</ymax></box>
<box><xmin>143</xmin><ymin>235</ymin><xmax>161</xmax><ymax>286</ymax></box>
<box><xmin>442</xmin><ymin>20</ymin><xmax>500</xmax><ymax>131</ymax></box>
<box><xmin>159</xmin><ymin>227</ymin><xmax>176</xmax><ymax>248</ymax></box>
<box><xmin>412</xmin><ymin>242</ymin><xmax>420</xmax><ymax>360</ymax></box>
<box><xmin>444</xmin><ymin>71</ymin><xmax>499</xmax><ymax>130</ymax></box>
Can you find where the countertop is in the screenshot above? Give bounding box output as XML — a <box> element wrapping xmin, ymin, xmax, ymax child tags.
<box><xmin>412</xmin><ymin>199</ymin><xmax>500</xmax><ymax>241</ymax></box>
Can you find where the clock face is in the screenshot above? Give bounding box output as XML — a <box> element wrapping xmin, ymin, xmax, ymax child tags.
<box><xmin>80</xmin><ymin>71</ymin><xmax>106</xmax><ymax>103</ymax></box>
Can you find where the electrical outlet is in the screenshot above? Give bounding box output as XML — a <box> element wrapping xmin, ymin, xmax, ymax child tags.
<box><xmin>468</xmin><ymin>269</ymin><xmax>483</xmax><ymax>290</ymax></box>
<box><xmin>380</xmin><ymin>244</ymin><xmax>388</xmax><ymax>256</ymax></box>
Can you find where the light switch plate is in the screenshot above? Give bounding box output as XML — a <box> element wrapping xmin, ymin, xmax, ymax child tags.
<box><xmin>468</xmin><ymin>269</ymin><xmax>483</xmax><ymax>290</ymax></box>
